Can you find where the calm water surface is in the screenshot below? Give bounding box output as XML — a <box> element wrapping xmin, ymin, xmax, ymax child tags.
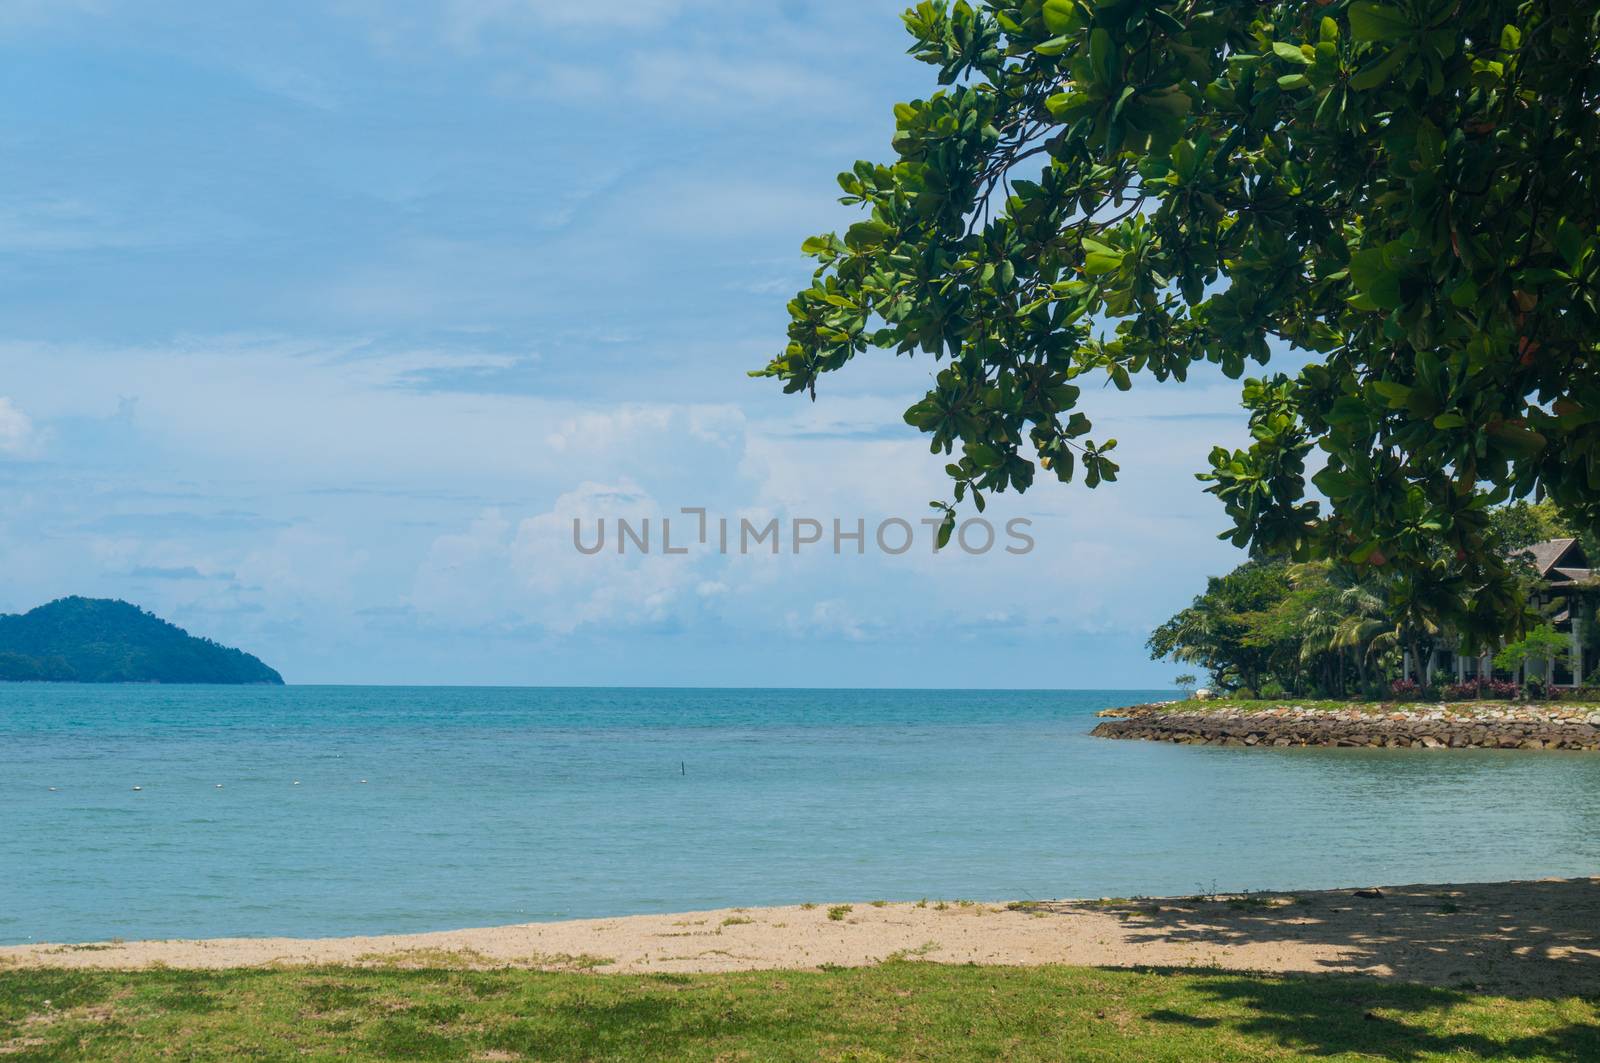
<box><xmin>4</xmin><ymin>685</ymin><xmax>1599</xmax><ymax>944</ymax></box>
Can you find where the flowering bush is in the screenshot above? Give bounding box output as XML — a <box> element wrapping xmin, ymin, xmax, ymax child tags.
<box><xmin>1440</xmin><ymin>678</ymin><xmax>1521</xmax><ymax>701</ymax></box>
<box><xmin>1389</xmin><ymin>679</ymin><xmax>1422</xmax><ymax>699</ymax></box>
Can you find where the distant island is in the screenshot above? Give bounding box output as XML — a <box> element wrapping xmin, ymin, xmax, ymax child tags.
<box><xmin>0</xmin><ymin>597</ymin><xmax>283</xmax><ymax>684</ymax></box>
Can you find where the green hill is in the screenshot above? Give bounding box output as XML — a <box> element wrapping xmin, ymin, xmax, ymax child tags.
<box><xmin>0</xmin><ymin>597</ymin><xmax>284</xmax><ymax>684</ymax></box>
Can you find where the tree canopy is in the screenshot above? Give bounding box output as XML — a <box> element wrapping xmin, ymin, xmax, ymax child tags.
<box><xmin>757</xmin><ymin>0</ymin><xmax>1600</xmax><ymax>611</ymax></box>
<box><xmin>1148</xmin><ymin>554</ymin><xmax>1593</xmax><ymax>698</ymax></box>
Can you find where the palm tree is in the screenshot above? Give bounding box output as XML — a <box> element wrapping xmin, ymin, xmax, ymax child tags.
<box><xmin>1382</xmin><ymin>560</ymin><xmax>1468</xmax><ymax>684</ymax></box>
<box><xmin>1328</xmin><ymin>584</ymin><xmax>1392</xmax><ymax>695</ymax></box>
<box><xmin>1289</xmin><ymin>566</ymin><xmax>1348</xmax><ymax>695</ymax></box>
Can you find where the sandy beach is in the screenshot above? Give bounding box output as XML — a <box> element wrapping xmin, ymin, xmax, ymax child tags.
<box><xmin>5</xmin><ymin>877</ymin><xmax>1597</xmax><ymax>995</ymax></box>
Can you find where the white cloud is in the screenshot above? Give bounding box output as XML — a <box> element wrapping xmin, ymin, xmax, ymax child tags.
<box><xmin>410</xmin><ymin>481</ymin><xmax>723</xmax><ymax>634</ymax></box>
<box><xmin>785</xmin><ymin>598</ymin><xmax>869</xmax><ymax>641</ymax></box>
<box><xmin>237</xmin><ymin>526</ymin><xmax>370</xmax><ymax>611</ymax></box>
<box><xmin>0</xmin><ymin>339</ymin><xmax>749</xmax><ymax>488</ymax></box>
<box><xmin>0</xmin><ymin>397</ymin><xmax>36</xmax><ymax>455</ymax></box>
<box><xmin>0</xmin><ymin>334</ymin><xmax>1252</xmax><ymax>680</ymax></box>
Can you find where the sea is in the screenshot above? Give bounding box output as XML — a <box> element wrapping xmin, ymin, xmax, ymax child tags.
<box><xmin>4</xmin><ymin>685</ymin><xmax>1599</xmax><ymax>945</ymax></box>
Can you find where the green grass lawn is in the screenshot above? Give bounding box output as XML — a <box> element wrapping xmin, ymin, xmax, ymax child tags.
<box><xmin>3</xmin><ymin>962</ymin><xmax>1596</xmax><ymax>1061</ymax></box>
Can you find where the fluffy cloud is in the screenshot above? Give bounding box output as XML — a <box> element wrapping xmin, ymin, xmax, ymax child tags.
<box><xmin>0</xmin><ymin>398</ymin><xmax>36</xmax><ymax>455</ymax></box>
<box><xmin>411</xmin><ymin>481</ymin><xmax>724</xmax><ymax>634</ymax></box>
<box><xmin>0</xmin><ymin>330</ymin><xmax>1253</xmax><ymax>683</ymax></box>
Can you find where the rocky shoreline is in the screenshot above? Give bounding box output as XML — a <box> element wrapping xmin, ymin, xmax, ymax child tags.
<box><xmin>1091</xmin><ymin>702</ymin><xmax>1600</xmax><ymax>750</ymax></box>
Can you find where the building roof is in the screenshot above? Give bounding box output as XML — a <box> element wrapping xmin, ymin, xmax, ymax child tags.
<box><xmin>1525</xmin><ymin>538</ymin><xmax>1583</xmax><ymax>577</ymax></box>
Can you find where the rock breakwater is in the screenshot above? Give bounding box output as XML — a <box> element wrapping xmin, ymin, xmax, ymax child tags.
<box><xmin>1091</xmin><ymin>703</ymin><xmax>1600</xmax><ymax>750</ymax></box>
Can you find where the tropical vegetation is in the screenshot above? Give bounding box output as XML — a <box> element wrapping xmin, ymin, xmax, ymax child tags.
<box><xmin>1148</xmin><ymin>500</ymin><xmax>1595</xmax><ymax>699</ymax></box>
<box><xmin>757</xmin><ymin>0</ymin><xmax>1600</xmax><ymax>642</ymax></box>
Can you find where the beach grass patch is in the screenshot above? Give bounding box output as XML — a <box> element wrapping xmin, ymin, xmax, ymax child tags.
<box><xmin>2</xmin><ymin>963</ymin><xmax>1597</xmax><ymax>1060</ymax></box>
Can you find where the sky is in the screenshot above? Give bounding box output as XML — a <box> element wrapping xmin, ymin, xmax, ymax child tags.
<box><xmin>0</xmin><ymin>0</ymin><xmax>1254</xmax><ymax>687</ymax></box>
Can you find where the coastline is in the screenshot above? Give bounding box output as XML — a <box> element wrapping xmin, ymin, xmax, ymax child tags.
<box><xmin>1092</xmin><ymin>701</ymin><xmax>1600</xmax><ymax>750</ymax></box>
<box><xmin>5</xmin><ymin>878</ymin><xmax>1598</xmax><ymax>994</ymax></box>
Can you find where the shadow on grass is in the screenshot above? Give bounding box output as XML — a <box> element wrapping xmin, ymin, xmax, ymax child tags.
<box><xmin>1134</xmin><ymin>968</ymin><xmax>1600</xmax><ymax>1062</ymax></box>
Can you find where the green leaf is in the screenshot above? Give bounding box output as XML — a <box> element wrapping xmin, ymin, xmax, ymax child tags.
<box><xmin>1312</xmin><ymin>466</ymin><xmax>1361</xmax><ymax>499</ymax></box>
<box><xmin>1042</xmin><ymin>0</ymin><xmax>1080</xmax><ymax>35</ymax></box>
<box><xmin>1044</xmin><ymin>92</ymin><xmax>1095</xmax><ymax>120</ymax></box>
<box><xmin>1349</xmin><ymin>538</ymin><xmax>1383</xmax><ymax>564</ymax></box>
<box><xmin>1272</xmin><ymin>42</ymin><xmax>1311</xmax><ymax>65</ymax></box>
<box><xmin>1347</xmin><ymin>248</ymin><xmax>1404</xmax><ymax>308</ymax></box>
<box><xmin>1448</xmin><ymin>278</ymin><xmax>1478</xmax><ymax>307</ymax></box>
<box><xmin>1487</xmin><ymin>421</ymin><xmax>1548</xmax><ymax>458</ymax></box>
<box><xmin>1054</xmin><ymin>448</ymin><xmax>1075</xmax><ymax>483</ymax></box>
<box><xmin>1325</xmin><ymin>396</ymin><xmax>1370</xmax><ymax>426</ymax></box>
<box><xmin>1348</xmin><ymin>2</ymin><xmax>1411</xmax><ymax>42</ymax></box>
<box><xmin>1432</xmin><ymin>413</ymin><xmax>1467</xmax><ymax>429</ymax></box>
<box><xmin>1088</xmin><ymin>28</ymin><xmax>1114</xmax><ymax>85</ymax></box>
<box><xmin>1415</xmin><ymin>118</ymin><xmax>1443</xmax><ymax>168</ymax></box>
<box><xmin>1555</xmin><ymin>218</ymin><xmax>1584</xmax><ymax>270</ymax></box>
<box><xmin>1083</xmin><ymin>251</ymin><xmax>1124</xmax><ymax>275</ymax></box>
<box><xmin>1349</xmin><ymin>46</ymin><xmax>1408</xmax><ymax>90</ymax></box>
<box><xmin>1170</xmin><ymin>138</ymin><xmax>1198</xmax><ymax>180</ymax></box>
<box><xmin>1372</xmin><ymin>380</ymin><xmax>1412</xmax><ymax>407</ymax></box>
<box><xmin>844</xmin><ymin>219</ymin><xmax>892</xmax><ymax>251</ymax></box>
<box><xmin>966</xmin><ymin>442</ymin><xmax>1002</xmax><ymax>467</ymax></box>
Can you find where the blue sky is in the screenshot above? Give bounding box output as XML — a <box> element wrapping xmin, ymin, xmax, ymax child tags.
<box><xmin>0</xmin><ymin>0</ymin><xmax>1252</xmax><ymax>686</ymax></box>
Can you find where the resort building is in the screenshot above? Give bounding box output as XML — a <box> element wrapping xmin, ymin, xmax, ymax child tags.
<box><xmin>1435</xmin><ymin>538</ymin><xmax>1596</xmax><ymax>688</ymax></box>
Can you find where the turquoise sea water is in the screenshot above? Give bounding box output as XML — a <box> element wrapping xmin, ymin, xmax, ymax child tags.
<box><xmin>4</xmin><ymin>685</ymin><xmax>1600</xmax><ymax>945</ymax></box>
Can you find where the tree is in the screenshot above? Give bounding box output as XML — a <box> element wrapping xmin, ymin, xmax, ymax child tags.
<box><xmin>1494</xmin><ymin>623</ymin><xmax>1570</xmax><ymax>681</ymax></box>
<box><xmin>757</xmin><ymin>0</ymin><xmax>1600</xmax><ymax>611</ymax></box>
<box><xmin>1380</xmin><ymin>558</ymin><xmax>1466</xmax><ymax>681</ymax></box>
<box><xmin>1488</xmin><ymin>499</ymin><xmax>1575</xmax><ymax>554</ymax></box>
<box><xmin>1327</xmin><ymin>581</ymin><xmax>1395</xmax><ymax>694</ymax></box>
<box><xmin>1147</xmin><ymin>560</ymin><xmax>1292</xmax><ymax>692</ymax></box>
<box><xmin>1174</xmin><ymin>672</ymin><xmax>1198</xmax><ymax>695</ymax></box>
